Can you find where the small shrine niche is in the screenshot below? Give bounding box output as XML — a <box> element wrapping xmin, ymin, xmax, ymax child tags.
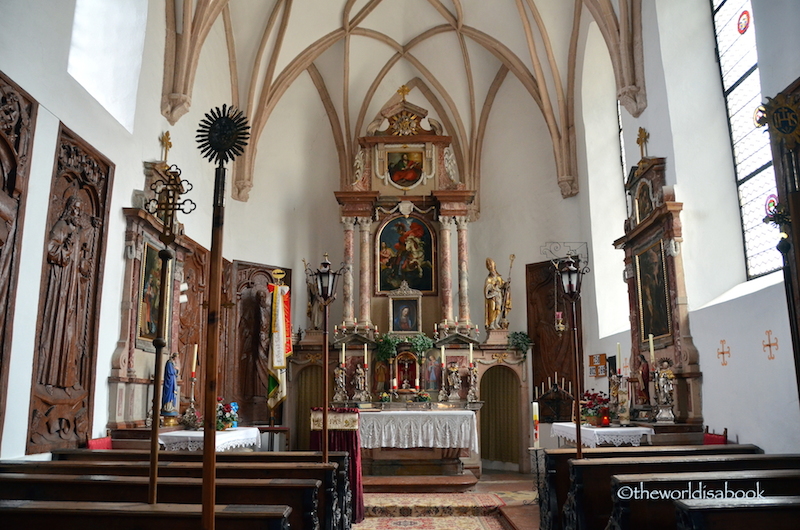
<box><xmin>614</xmin><ymin>153</ymin><xmax>703</xmax><ymax>424</ymax></box>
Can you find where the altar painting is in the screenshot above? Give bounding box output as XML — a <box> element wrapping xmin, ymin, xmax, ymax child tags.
<box><xmin>377</xmin><ymin>215</ymin><xmax>435</xmax><ymax>294</ymax></box>
<box><xmin>138</xmin><ymin>242</ymin><xmax>169</xmax><ymax>342</ymax></box>
<box><xmin>635</xmin><ymin>239</ymin><xmax>671</xmax><ymax>341</ymax></box>
<box><xmin>387</xmin><ymin>150</ymin><xmax>424</xmax><ymax>189</ymax></box>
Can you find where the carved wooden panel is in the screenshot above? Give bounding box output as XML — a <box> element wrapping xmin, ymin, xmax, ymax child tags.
<box><xmin>222</xmin><ymin>260</ymin><xmax>292</xmax><ymax>424</ymax></box>
<box><xmin>0</xmin><ymin>71</ymin><xmax>38</xmax><ymax>448</ymax></box>
<box><xmin>28</xmin><ymin>125</ymin><xmax>113</xmax><ymax>454</ymax></box>
<box><xmin>175</xmin><ymin>239</ymin><xmax>208</xmax><ymax>410</ymax></box>
<box><xmin>526</xmin><ymin>260</ymin><xmax>579</xmax><ymax>422</ymax></box>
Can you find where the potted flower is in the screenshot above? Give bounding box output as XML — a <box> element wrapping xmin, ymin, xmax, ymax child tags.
<box><xmin>580</xmin><ymin>390</ymin><xmax>609</xmax><ymax>426</ymax></box>
<box><xmin>216</xmin><ymin>397</ymin><xmax>239</xmax><ymax>430</ymax></box>
<box><xmin>416</xmin><ymin>390</ymin><xmax>431</xmax><ymax>402</ymax></box>
<box><xmin>379</xmin><ymin>392</ymin><xmax>391</xmax><ymax>403</ymax></box>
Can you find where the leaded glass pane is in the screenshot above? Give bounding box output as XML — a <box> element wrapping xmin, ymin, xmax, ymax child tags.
<box><xmin>715</xmin><ymin>0</ymin><xmax>757</xmax><ymax>90</ymax></box>
<box><xmin>739</xmin><ymin>167</ymin><xmax>782</xmax><ymax>277</ymax></box>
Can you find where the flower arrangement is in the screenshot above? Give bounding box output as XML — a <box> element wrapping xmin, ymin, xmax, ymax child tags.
<box><xmin>581</xmin><ymin>390</ymin><xmax>609</xmax><ymax>417</ymax></box>
<box><xmin>416</xmin><ymin>390</ymin><xmax>431</xmax><ymax>402</ymax></box>
<box><xmin>216</xmin><ymin>397</ymin><xmax>239</xmax><ymax>430</ymax></box>
<box><xmin>379</xmin><ymin>392</ymin><xmax>391</xmax><ymax>402</ymax></box>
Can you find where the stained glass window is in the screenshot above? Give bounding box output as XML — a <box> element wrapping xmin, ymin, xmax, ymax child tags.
<box><xmin>711</xmin><ymin>0</ymin><xmax>781</xmax><ymax>278</ymax></box>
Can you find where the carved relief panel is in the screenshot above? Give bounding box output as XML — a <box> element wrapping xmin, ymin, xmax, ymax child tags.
<box><xmin>0</xmin><ymin>71</ymin><xmax>37</xmax><ymax>448</ymax></box>
<box><xmin>28</xmin><ymin>125</ymin><xmax>114</xmax><ymax>454</ymax></box>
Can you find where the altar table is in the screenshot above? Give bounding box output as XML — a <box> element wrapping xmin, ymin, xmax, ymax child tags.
<box><xmin>551</xmin><ymin>422</ymin><xmax>654</xmax><ymax>448</ymax></box>
<box><xmin>359</xmin><ymin>410</ymin><xmax>479</xmax><ymax>453</ymax></box>
<box><xmin>158</xmin><ymin>427</ymin><xmax>261</xmax><ymax>452</ymax></box>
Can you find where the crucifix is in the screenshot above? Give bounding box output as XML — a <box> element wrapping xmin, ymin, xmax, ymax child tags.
<box><xmin>717</xmin><ymin>339</ymin><xmax>731</xmax><ymax>366</ymax></box>
<box><xmin>397</xmin><ymin>85</ymin><xmax>411</xmax><ymax>101</ymax></box>
<box><xmin>159</xmin><ymin>131</ymin><xmax>173</xmax><ymax>164</ymax></box>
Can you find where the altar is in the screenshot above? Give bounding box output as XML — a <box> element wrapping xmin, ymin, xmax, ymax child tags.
<box><xmin>158</xmin><ymin>427</ymin><xmax>261</xmax><ymax>452</ymax></box>
<box><xmin>551</xmin><ymin>422</ymin><xmax>654</xmax><ymax>448</ymax></box>
<box><xmin>359</xmin><ymin>409</ymin><xmax>478</xmax><ymax>476</ymax></box>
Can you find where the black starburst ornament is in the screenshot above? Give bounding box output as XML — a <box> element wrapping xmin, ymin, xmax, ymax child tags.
<box><xmin>196</xmin><ymin>104</ymin><xmax>250</xmax><ymax>166</ymax></box>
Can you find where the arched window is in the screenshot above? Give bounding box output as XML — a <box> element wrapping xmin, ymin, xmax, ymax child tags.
<box><xmin>711</xmin><ymin>0</ymin><xmax>780</xmax><ymax>278</ymax></box>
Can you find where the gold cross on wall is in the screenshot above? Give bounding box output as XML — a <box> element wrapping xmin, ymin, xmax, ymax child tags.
<box><xmin>636</xmin><ymin>127</ymin><xmax>649</xmax><ymax>159</ymax></box>
<box><xmin>397</xmin><ymin>85</ymin><xmax>411</xmax><ymax>100</ymax></box>
<box><xmin>159</xmin><ymin>131</ymin><xmax>173</xmax><ymax>163</ymax></box>
<box><xmin>717</xmin><ymin>339</ymin><xmax>730</xmax><ymax>366</ymax></box>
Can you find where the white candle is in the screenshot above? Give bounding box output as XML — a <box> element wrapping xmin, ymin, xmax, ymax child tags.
<box><xmin>441</xmin><ymin>345</ymin><xmax>446</xmax><ymax>366</ymax></box>
<box><xmin>363</xmin><ymin>343</ymin><xmax>368</xmax><ymax>368</ymax></box>
<box><xmin>548</xmin><ymin>376</ymin><xmax>551</xmax><ymax>388</ymax></box>
<box><xmin>555</xmin><ymin>371</ymin><xmax>558</xmax><ymax>384</ymax></box>
<box><xmin>469</xmin><ymin>343</ymin><xmax>473</xmax><ymax>364</ymax></box>
<box><xmin>191</xmin><ymin>344</ymin><xmax>198</xmax><ymax>376</ymax></box>
<box><xmin>434</xmin><ymin>323</ymin><xmax>438</xmax><ymax>333</ymax></box>
<box><xmin>617</xmin><ymin>342</ymin><xmax>621</xmax><ymax>357</ymax></box>
<box><xmin>341</xmin><ymin>343</ymin><xmax>345</xmax><ymax>366</ymax></box>
<box><xmin>568</xmin><ymin>381</ymin><xmax>572</xmax><ymax>395</ymax></box>
<box><xmin>649</xmin><ymin>334</ymin><xmax>655</xmax><ymax>364</ymax></box>
<box><xmin>533</xmin><ymin>402</ymin><xmax>540</xmax><ymax>448</ymax></box>
<box><xmin>415</xmin><ymin>376</ymin><xmax>420</xmax><ymax>388</ymax></box>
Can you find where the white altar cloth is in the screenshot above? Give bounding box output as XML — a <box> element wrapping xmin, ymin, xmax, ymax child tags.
<box><xmin>359</xmin><ymin>410</ymin><xmax>478</xmax><ymax>453</ymax></box>
<box><xmin>551</xmin><ymin>422</ymin><xmax>654</xmax><ymax>448</ymax></box>
<box><xmin>158</xmin><ymin>427</ymin><xmax>261</xmax><ymax>452</ymax></box>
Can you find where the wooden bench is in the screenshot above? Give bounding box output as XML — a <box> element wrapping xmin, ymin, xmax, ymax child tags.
<box><xmin>563</xmin><ymin>453</ymin><xmax>800</xmax><ymax>530</ymax></box>
<box><xmin>607</xmin><ymin>468</ymin><xmax>800</xmax><ymax>530</ymax></box>
<box><xmin>0</xmin><ymin>499</ymin><xmax>291</xmax><ymax>530</ymax></box>
<box><xmin>53</xmin><ymin>449</ymin><xmax>353</xmax><ymax>530</ymax></box>
<box><xmin>0</xmin><ymin>472</ymin><xmax>320</xmax><ymax>530</ymax></box>
<box><xmin>539</xmin><ymin>444</ymin><xmax>762</xmax><ymax>530</ymax></box>
<box><xmin>675</xmin><ymin>496</ymin><xmax>800</xmax><ymax>530</ymax></box>
<box><xmin>0</xmin><ymin>459</ymin><xmax>339</xmax><ymax>530</ymax></box>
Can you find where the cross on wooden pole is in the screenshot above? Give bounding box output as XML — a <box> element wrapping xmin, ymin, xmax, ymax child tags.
<box><xmin>717</xmin><ymin>339</ymin><xmax>731</xmax><ymax>366</ymax></box>
<box><xmin>763</xmin><ymin>330</ymin><xmax>778</xmax><ymax>360</ymax></box>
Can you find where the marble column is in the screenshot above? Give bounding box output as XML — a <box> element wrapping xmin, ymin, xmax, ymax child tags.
<box><xmin>341</xmin><ymin>217</ymin><xmax>356</xmax><ymax>327</ymax></box>
<box><xmin>455</xmin><ymin>216</ymin><xmax>472</xmax><ymax>334</ymax></box>
<box><xmin>438</xmin><ymin>215</ymin><xmax>455</xmax><ymax>331</ymax></box>
<box><xmin>357</xmin><ymin>216</ymin><xmax>373</xmax><ymax>330</ymax></box>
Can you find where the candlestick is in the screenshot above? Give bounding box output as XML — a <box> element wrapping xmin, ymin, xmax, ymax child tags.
<box><xmin>649</xmin><ymin>334</ymin><xmax>655</xmax><ymax>364</ymax></box>
<box><xmin>469</xmin><ymin>343</ymin><xmax>473</xmax><ymax>364</ymax></box>
<box><xmin>191</xmin><ymin>344</ymin><xmax>198</xmax><ymax>377</ymax></box>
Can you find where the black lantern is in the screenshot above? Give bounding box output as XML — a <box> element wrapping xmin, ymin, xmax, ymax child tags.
<box><xmin>316</xmin><ymin>254</ymin><xmax>340</xmax><ymax>303</ymax></box>
<box><xmin>555</xmin><ymin>253</ymin><xmax>588</xmax><ymax>458</ymax></box>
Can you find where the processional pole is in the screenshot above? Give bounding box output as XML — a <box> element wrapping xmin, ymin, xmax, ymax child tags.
<box><xmin>196</xmin><ymin>105</ymin><xmax>250</xmax><ymax>530</ymax></box>
<box><xmin>145</xmin><ymin>162</ymin><xmax>196</xmax><ymax>504</ymax></box>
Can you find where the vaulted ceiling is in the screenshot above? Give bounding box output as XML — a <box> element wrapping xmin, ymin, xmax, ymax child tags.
<box><xmin>159</xmin><ymin>0</ymin><xmax>645</xmax><ymax>201</ymax></box>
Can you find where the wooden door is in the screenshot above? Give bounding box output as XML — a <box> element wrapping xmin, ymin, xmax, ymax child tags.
<box><xmin>526</xmin><ymin>261</ymin><xmax>581</xmax><ymax>421</ymax></box>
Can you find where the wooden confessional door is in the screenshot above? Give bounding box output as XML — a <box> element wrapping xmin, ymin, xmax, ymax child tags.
<box><xmin>479</xmin><ymin>365</ymin><xmax>520</xmax><ymax>464</ymax></box>
<box><xmin>0</xmin><ymin>72</ymin><xmax>37</xmax><ymax>448</ymax></box>
<box><xmin>526</xmin><ymin>261</ymin><xmax>581</xmax><ymax>421</ymax></box>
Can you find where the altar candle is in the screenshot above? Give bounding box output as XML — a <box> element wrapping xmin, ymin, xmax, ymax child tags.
<box><xmin>334</xmin><ymin>325</ymin><xmax>338</xmax><ymax>334</ymax></box>
<box><xmin>617</xmin><ymin>342</ymin><xmax>621</xmax><ymax>358</ymax></box>
<box><xmin>648</xmin><ymin>334</ymin><xmax>655</xmax><ymax>364</ymax></box>
<box><xmin>533</xmin><ymin>402</ymin><xmax>540</xmax><ymax>448</ymax></box>
<box><xmin>555</xmin><ymin>371</ymin><xmax>558</xmax><ymax>384</ymax></box>
<box><xmin>341</xmin><ymin>343</ymin><xmax>346</xmax><ymax>366</ymax></box>
<box><xmin>568</xmin><ymin>381</ymin><xmax>572</xmax><ymax>395</ymax></box>
<box><xmin>363</xmin><ymin>343</ymin><xmax>368</xmax><ymax>369</ymax></box>
<box><xmin>548</xmin><ymin>376</ymin><xmax>551</xmax><ymax>389</ymax></box>
<box><xmin>434</xmin><ymin>323</ymin><xmax>438</xmax><ymax>333</ymax></box>
<box><xmin>469</xmin><ymin>343</ymin><xmax>473</xmax><ymax>364</ymax></box>
<box><xmin>415</xmin><ymin>376</ymin><xmax>420</xmax><ymax>389</ymax></box>
<box><xmin>441</xmin><ymin>345</ymin><xmax>446</xmax><ymax>366</ymax></box>
<box><xmin>191</xmin><ymin>344</ymin><xmax>198</xmax><ymax>377</ymax></box>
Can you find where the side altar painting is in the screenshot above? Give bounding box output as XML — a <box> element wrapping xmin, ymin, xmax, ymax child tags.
<box><xmin>635</xmin><ymin>239</ymin><xmax>671</xmax><ymax>341</ymax></box>
<box><xmin>377</xmin><ymin>215</ymin><xmax>435</xmax><ymax>294</ymax></box>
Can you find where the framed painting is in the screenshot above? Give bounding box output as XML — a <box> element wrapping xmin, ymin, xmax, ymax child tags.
<box><xmin>386</xmin><ymin>149</ymin><xmax>425</xmax><ymax>189</ymax></box>
<box><xmin>376</xmin><ymin>214</ymin><xmax>436</xmax><ymax>294</ymax></box>
<box><xmin>390</xmin><ymin>298</ymin><xmax>421</xmax><ymax>334</ymax></box>
<box><xmin>138</xmin><ymin>241</ymin><xmax>170</xmax><ymax>342</ymax></box>
<box><xmin>635</xmin><ymin>239</ymin><xmax>671</xmax><ymax>342</ymax></box>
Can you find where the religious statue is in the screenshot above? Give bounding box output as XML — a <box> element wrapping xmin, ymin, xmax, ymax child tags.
<box><xmin>352</xmin><ymin>363</ymin><xmax>370</xmax><ymax>402</ymax></box>
<box><xmin>484</xmin><ymin>257</ymin><xmax>512</xmax><ymax>330</ymax></box>
<box><xmin>37</xmin><ymin>195</ymin><xmax>89</xmax><ymax>391</ymax></box>
<box><xmin>333</xmin><ymin>365</ymin><xmax>348</xmax><ymax>402</ymax></box>
<box><xmin>238</xmin><ymin>286</ymin><xmax>272</xmax><ymax>396</ymax></box>
<box><xmin>161</xmin><ymin>352</ymin><xmax>180</xmax><ymax>415</ymax></box>
<box><xmin>447</xmin><ymin>362</ymin><xmax>462</xmax><ymax>401</ymax></box>
<box><xmin>634</xmin><ymin>353</ymin><xmax>651</xmax><ymax>405</ymax></box>
<box><xmin>303</xmin><ymin>259</ymin><xmax>323</xmax><ymax>330</ymax></box>
<box><xmin>655</xmin><ymin>359</ymin><xmax>675</xmax><ymax>406</ymax></box>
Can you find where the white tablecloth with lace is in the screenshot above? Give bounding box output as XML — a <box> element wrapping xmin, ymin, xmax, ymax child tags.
<box><xmin>158</xmin><ymin>427</ymin><xmax>261</xmax><ymax>452</ymax></box>
<box><xmin>551</xmin><ymin>422</ymin><xmax>654</xmax><ymax>448</ymax></box>
<box><xmin>359</xmin><ymin>410</ymin><xmax>478</xmax><ymax>452</ymax></box>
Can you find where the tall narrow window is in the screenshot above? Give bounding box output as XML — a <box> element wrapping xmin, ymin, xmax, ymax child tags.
<box><xmin>711</xmin><ymin>0</ymin><xmax>780</xmax><ymax>278</ymax></box>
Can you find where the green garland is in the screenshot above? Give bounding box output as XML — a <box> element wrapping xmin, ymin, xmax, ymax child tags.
<box><xmin>508</xmin><ymin>331</ymin><xmax>532</xmax><ymax>358</ymax></box>
<box><xmin>374</xmin><ymin>333</ymin><xmax>402</xmax><ymax>362</ymax></box>
<box><xmin>408</xmin><ymin>333</ymin><xmax>435</xmax><ymax>363</ymax></box>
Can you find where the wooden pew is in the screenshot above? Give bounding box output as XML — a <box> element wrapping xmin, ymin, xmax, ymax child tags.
<box><xmin>53</xmin><ymin>449</ymin><xmax>353</xmax><ymax>530</ymax></box>
<box><xmin>674</xmin><ymin>496</ymin><xmax>800</xmax><ymax>530</ymax></box>
<box><xmin>0</xmin><ymin>472</ymin><xmax>320</xmax><ymax>530</ymax></box>
<box><xmin>563</xmin><ymin>453</ymin><xmax>800</xmax><ymax>530</ymax></box>
<box><xmin>608</xmin><ymin>468</ymin><xmax>800</xmax><ymax>530</ymax></box>
<box><xmin>0</xmin><ymin>500</ymin><xmax>292</xmax><ymax>530</ymax></box>
<box><xmin>0</xmin><ymin>459</ymin><xmax>339</xmax><ymax>530</ymax></box>
<box><xmin>539</xmin><ymin>444</ymin><xmax>762</xmax><ymax>530</ymax></box>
